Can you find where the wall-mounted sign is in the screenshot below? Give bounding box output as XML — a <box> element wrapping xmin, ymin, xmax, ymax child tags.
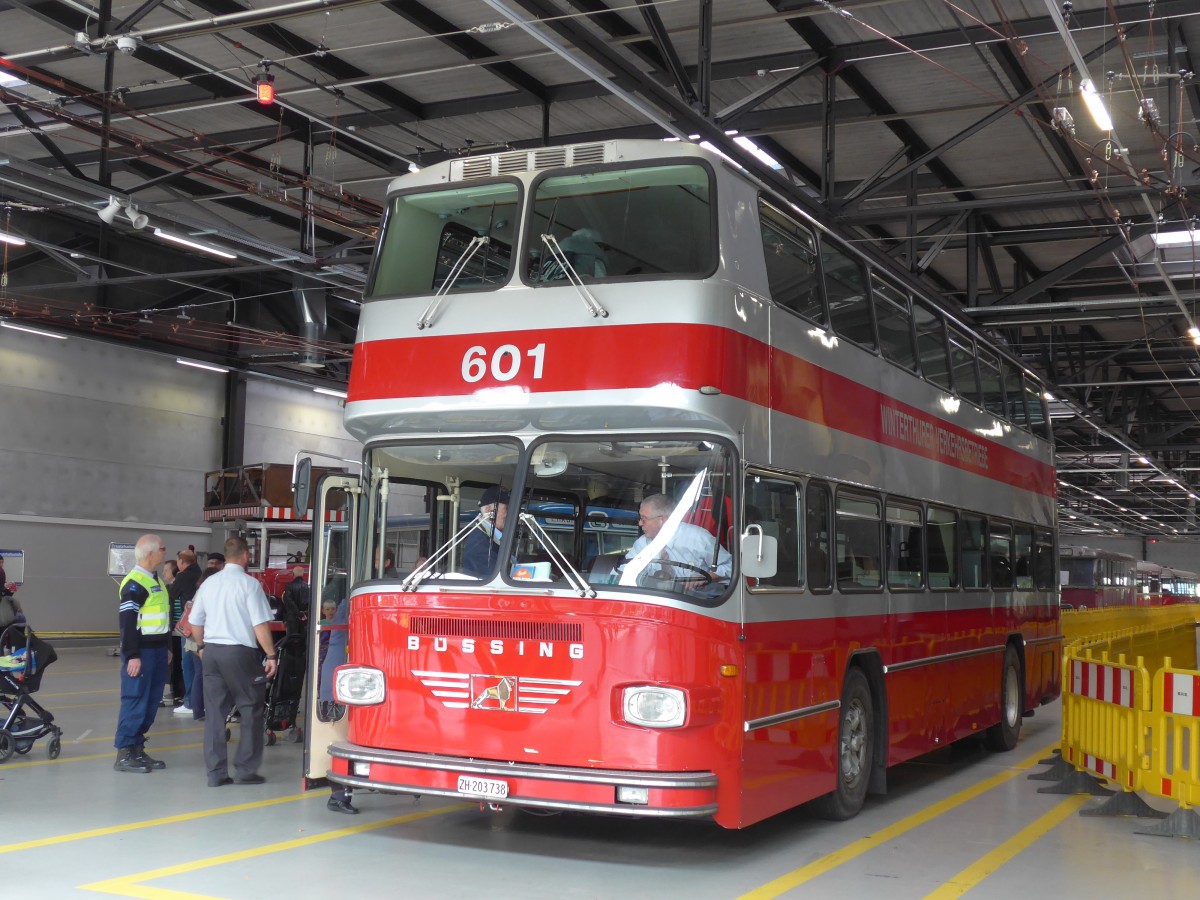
<box><xmin>108</xmin><ymin>543</ymin><xmax>137</xmax><ymax>578</ymax></box>
<box><xmin>0</xmin><ymin>549</ymin><xmax>24</xmax><ymax>585</ymax></box>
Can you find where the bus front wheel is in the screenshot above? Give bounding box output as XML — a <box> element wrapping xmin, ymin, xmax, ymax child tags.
<box><xmin>814</xmin><ymin>667</ymin><xmax>874</xmax><ymax>820</ymax></box>
<box><xmin>985</xmin><ymin>646</ymin><xmax>1023</xmax><ymax>752</ymax></box>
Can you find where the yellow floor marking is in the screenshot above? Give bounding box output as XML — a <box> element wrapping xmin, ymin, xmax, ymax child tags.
<box><xmin>79</xmin><ymin>803</ymin><xmax>469</xmax><ymax>899</ymax></box>
<box><xmin>922</xmin><ymin>794</ymin><xmax>1090</xmax><ymax>899</ymax></box>
<box><xmin>738</xmin><ymin>740</ymin><xmax>1059</xmax><ymax>900</ymax></box>
<box><xmin>72</xmin><ymin>726</ymin><xmax>206</xmax><ymax>744</ymax></box>
<box><xmin>51</xmin><ymin>667</ymin><xmax>126</xmax><ymax>675</ymax></box>
<box><xmin>1</xmin><ymin>792</ymin><xmax>321</xmax><ymax>854</ymax></box>
<box><xmin>52</xmin><ymin>701</ymin><xmax>128</xmax><ymax>710</ymax></box>
<box><xmin>40</xmin><ymin>688</ymin><xmax>120</xmax><ymax>697</ymax></box>
<box><xmin>0</xmin><ymin>743</ymin><xmax>204</xmax><ymax>769</ymax></box>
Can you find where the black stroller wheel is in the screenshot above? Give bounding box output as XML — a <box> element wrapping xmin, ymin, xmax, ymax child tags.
<box><xmin>0</xmin><ymin>729</ymin><xmax>13</xmax><ymax>763</ymax></box>
<box><xmin>266</xmin><ymin>730</ymin><xmax>277</xmax><ymax>747</ymax></box>
<box><xmin>48</xmin><ymin>736</ymin><xmax>61</xmax><ymax>759</ymax></box>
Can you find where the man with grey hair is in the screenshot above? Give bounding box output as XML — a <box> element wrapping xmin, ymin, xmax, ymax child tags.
<box><xmin>189</xmin><ymin>535</ymin><xmax>277</xmax><ymax>787</ymax></box>
<box><xmin>114</xmin><ymin>533</ymin><xmax>171</xmax><ymax>773</ymax></box>
<box><xmin>625</xmin><ymin>493</ymin><xmax>732</xmax><ymax>582</ymax></box>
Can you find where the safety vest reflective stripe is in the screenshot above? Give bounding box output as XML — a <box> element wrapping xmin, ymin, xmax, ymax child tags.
<box><xmin>118</xmin><ymin>569</ymin><xmax>170</xmax><ymax>635</ymax></box>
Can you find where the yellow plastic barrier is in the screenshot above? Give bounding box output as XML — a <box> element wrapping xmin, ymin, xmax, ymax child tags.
<box><xmin>1144</xmin><ymin>659</ymin><xmax>1200</xmax><ymax>808</ymax></box>
<box><xmin>1061</xmin><ymin>650</ymin><xmax>1149</xmax><ymax>791</ymax></box>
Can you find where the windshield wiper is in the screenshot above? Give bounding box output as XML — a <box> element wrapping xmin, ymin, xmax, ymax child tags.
<box><xmin>400</xmin><ymin>512</ymin><xmax>486</xmax><ymax>590</ymax></box>
<box><xmin>517</xmin><ymin>511</ymin><xmax>595</xmax><ymax>598</ymax></box>
<box><xmin>416</xmin><ymin>234</ymin><xmax>490</xmax><ymax>329</ymax></box>
<box><xmin>539</xmin><ymin>233</ymin><xmax>608</xmax><ymax>319</ymax></box>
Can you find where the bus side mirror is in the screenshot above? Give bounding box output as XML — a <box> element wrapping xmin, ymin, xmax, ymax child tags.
<box><xmin>292</xmin><ymin>457</ymin><xmax>313</xmax><ymax>519</ymax></box>
<box><xmin>740</xmin><ymin>526</ymin><xmax>777</xmax><ymax>579</ymax></box>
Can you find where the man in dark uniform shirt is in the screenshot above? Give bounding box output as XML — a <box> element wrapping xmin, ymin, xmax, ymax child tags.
<box><xmin>114</xmin><ymin>534</ymin><xmax>171</xmax><ymax>773</ymax></box>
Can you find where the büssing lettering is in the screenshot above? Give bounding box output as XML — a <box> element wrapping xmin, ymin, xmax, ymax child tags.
<box><xmin>407</xmin><ymin>634</ymin><xmax>584</xmax><ymax>659</ymax></box>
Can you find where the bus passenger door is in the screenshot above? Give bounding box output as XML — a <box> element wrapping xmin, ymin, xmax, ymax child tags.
<box><xmin>301</xmin><ymin>472</ymin><xmax>359</xmax><ymax>788</ymax></box>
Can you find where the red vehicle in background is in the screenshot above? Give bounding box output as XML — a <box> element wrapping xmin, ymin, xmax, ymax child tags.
<box><xmin>1130</xmin><ymin>560</ymin><xmax>1199</xmax><ymax>606</ymax></box>
<box><xmin>204</xmin><ymin>463</ymin><xmax>344</xmax><ymax>602</ymax></box>
<box><xmin>1058</xmin><ymin>546</ymin><xmax>1136</xmax><ymax>609</ymax></box>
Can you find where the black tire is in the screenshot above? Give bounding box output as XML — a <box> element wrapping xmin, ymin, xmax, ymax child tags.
<box><xmin>0</xmin><ymin>729</ymin><xmax>13</xmax><ymax>763</ymax></box>
<box><xmin>985</xmin><ymin>646</ymin><xmax>1023</xmax><ymax>752</ymax></box>
<box><xmin>813</xmin><ymin>667</ymin><xmax>874</xmax><ymax>820</ymax></box>
<box><xmin>48</xmin><ymin>736</ymin><xmax>61</xmax><ymax>759</ymax></box>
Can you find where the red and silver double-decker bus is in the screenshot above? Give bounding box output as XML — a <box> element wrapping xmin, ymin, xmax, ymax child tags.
<box><xmin>300</xmin><ymin>139</ymin><xmax>1060</xmax><ymax>828</ymax></box>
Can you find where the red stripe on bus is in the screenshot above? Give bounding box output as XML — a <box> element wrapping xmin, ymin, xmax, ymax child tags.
<box><xmin>348</xmin><ymin>324</ymin><xmax>1054</xmax><ymax>496</ymax></box>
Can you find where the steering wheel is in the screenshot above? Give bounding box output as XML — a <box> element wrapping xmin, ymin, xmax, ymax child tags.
<box><xmin>637</xmin><ymin>558</ymin><xmax>713</xmax><ymax>588</ymax></box>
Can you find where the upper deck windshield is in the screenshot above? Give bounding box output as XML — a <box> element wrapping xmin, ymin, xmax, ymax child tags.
<box><xmin>526</xmin><ymin>163</ymin><xmax>715</xmax><ymax>283</ymax></box>
<box><xmin>359</xmin><ymin>436</ymin><xmax>736</xmax><ymax>604</ymax></box>
<box><xmin>366</xmin><ymin>181</ymin><xmax>519</xmax><ymax>299</ymax></box>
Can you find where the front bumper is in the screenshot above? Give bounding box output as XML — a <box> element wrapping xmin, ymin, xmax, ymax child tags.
<box><xmin>327</xmin><ymin>741</ymin><xmax>719</xmax><ymax>818</ymax></box>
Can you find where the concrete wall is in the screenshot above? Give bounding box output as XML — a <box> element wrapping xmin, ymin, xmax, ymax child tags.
<box><xmin>0</xmin><ymin>331</ymin><xmax>356</xmax><ymax>634</ymax></box>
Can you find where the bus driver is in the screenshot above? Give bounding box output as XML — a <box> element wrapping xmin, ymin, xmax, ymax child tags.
<box><xmin>624</xmin><ymin>493</ymin><xmax>732</xmax><ymax>587</ymax></box>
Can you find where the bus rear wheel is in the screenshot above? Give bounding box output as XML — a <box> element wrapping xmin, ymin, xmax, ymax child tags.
<box><xmin>814</xmin><ymin>667</ymin><xmax>873</xmax><ymax>820</ymax></box>
<box><xmin>985</xmin><ymin>646</ymin><xmax>1023</xmax><ymax>752</ymax></box>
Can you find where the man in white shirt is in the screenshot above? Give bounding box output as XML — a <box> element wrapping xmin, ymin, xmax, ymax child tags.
<box><xmin>189</xmin><ymin>536</ymin><xmax>277</xmax><ymax>787</ymax></box>
<box><xmin>623</xmin><ymin>493</ymin><xmax>732</xmax><ymax>586</ymax></box>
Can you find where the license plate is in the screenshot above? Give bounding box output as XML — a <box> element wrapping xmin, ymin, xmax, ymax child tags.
<box><xmin>456</xmin><ymin>775</ymin><xmax>509</xmax><ymax>800</ymax></box>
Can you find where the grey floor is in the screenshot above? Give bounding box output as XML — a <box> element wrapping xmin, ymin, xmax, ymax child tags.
<box><xmin>3</xmin><ymin>645</ymin><xmax>1198</xmax><ymax>899</ymax></box>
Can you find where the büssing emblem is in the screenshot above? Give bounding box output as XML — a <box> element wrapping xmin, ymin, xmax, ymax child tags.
<box><xmin>471</xmin><ymin>675</ymin><xmax>517</xmax><ymax>710</ymax></box>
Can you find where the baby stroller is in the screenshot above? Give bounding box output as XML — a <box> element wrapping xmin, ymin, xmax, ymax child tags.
<box><xmin>0</xmin><ymin>624</ymin><xmax>63</xmax><ymax>763</ymax></box>
<box><xmin>264</xmin><ymin>630</ymin><xmax>306</xmax><ymax>745</ymax></box>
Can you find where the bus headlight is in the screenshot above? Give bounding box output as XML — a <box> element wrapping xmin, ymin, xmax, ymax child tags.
<box><xmin>334</xmin><ymin>666</ymin><xmax>385</xmax><ymax>705</ymax></box>
<box><xmin>622</xmin><ymin>686</ymin><xmax>686</xmax><ymax>728</ymax></box>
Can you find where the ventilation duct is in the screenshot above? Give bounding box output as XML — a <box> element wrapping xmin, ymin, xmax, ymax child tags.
<box><xmin>293</xmin><ymin>277</ymin><xmax>327</xmax><ymax>368</ymax></box>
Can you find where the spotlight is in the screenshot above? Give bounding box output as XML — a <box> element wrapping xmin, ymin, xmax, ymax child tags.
<box><xmin>98</xmin><ymin>196</ymin><xmax>122</xmax><ymax>225</ymax></box>
<box><xmin>124</xmin><ymin>203</ymin><xmax>148</xmax><ymax>229</ymax></box>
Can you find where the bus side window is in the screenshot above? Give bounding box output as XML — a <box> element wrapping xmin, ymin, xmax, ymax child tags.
<box><xmin>836</xmin><ymin>492</ymin><xmax>882</xmax><ymax>591</ymax></box>
<box><xmin>926</xmin><ymin>505</ymin><xmax>958</xmax><ymax>589</ymax></box>
<box><xmin>990</xmin><ymin>521</ymin><xmax>1013</xmax><ymax>590</ymax></box>
<box><xmin>961</xmin><ymin>513</ymin><xmax>988</xmax><ymax>589</ymax></box>
<box><xmin>806</xmin><ymin>481</ymin><xmax>832</xmax><ymax>591</ymax></box>
<box><xmin>744</xmin><ymin>474</ymin><xmax>800</xmax><ymax>588</ymax></box>
<box><xmin>821</xmin><ymin>240</ymin><xmax>875</xmax><ymax>349</ymax></box>
<box><xmin>758</xmin><ymin>200</ymin><xmax>823</xmax><ymax>323</ymax></box>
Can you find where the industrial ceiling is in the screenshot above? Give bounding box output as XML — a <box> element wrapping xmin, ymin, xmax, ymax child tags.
<box><xmin>1</xmin><ymin>0</ymin><xmax>1199</xmax><ymax>540</ymax></box>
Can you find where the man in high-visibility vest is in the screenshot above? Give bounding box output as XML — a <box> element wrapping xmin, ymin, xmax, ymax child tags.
<box><xmin>114</xmin><ymin>534</ymin><xmax>171</xmax><ymax>773</ymax></box>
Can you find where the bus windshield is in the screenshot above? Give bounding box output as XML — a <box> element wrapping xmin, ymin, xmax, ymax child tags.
<box><xmin>366</xmin><ymin>181</ymin><xmax>520</xmax><ymax>299</ymax></box>
<box><xmin>515</xmin><ymin>437</ymin><xmax>735</xmax><ymax>602</ymax></box>
<box><xmin>360</xmin><ymin>436</ymin><xmax>736</xmax><ymax>603</ymax></box>
<box><xmin>525</xmin><ymin>163</ymin><xmax>715</xmax><ymax>283</ymax></box>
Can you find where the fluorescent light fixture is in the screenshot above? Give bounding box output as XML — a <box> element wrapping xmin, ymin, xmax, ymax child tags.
<box><xmin>0</xmin><ymin>230</ymin><xmax>25</xmax><ymax>246</ymax></box>
<box><xmin>1137</xmin><ymin>456</ymin><xmax>1151</xmax><ymax>465</ymax></box>
<box><xmin>153</xmin><ymin>228</ymin><xmax>237</xmax><ymax>259</ymax></box>
<box><xmin>1080</xmin><ymin>79</ymin><xmax>1113</xmax><ymax>131</ymax></box>
<box><xmin>313</xmin><ymin>387</ymin><xmax>347</xmax><ymax>398</ymax></box>
<box><xmin>176</xmin><ymin>358</ymin><xmax>228</xmax><ymax>374</ymax></box>
<box><xmin>1155</xmin><ymin>230</ymin><xmax>1198</xmax><ymax>247</ymax></box>
<box><xmin>733</xmin><ymin>135</ymin><xmax>783</xmax><ymax>170</ymax></box>
<box><xmin>0</xmin><ymin>319</ymin><xmax>66</xmax><ymax>339</ymax></box>
<box><xmin>0</xmin><ymin>72</ymin><xmax>28</xmax><ymax>89</ymax></box>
